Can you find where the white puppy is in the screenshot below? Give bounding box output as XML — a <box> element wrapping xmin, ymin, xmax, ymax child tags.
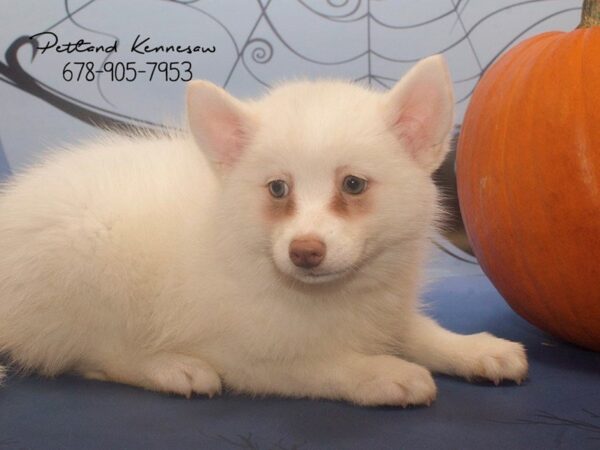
<box><xmin>0</xmin><ymin>56</ymin><xmax>527</xmax><ymax>406</ymax></box>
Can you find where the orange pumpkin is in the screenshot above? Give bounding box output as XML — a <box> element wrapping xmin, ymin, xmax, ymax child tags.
<box><xmin>456</xmin><ymin>0</ymin><xmax>600</xmax><ymax>351</ymax></box>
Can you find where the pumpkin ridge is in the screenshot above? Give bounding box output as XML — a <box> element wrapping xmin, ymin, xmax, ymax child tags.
<box><xmin>481</xmin><ymin>33</ymin><xmax>567</xmax><ymax>334</ymax></box>
<box><xmin>578</xmin><ymin>26</ymin><xmax>600</xmax><ymax>345</ymax></box>
<box><xmin>513</xmin><ymin>32</ymin><xmax>600</xmax><ymax>344</ymax></box>
<box><xmin>555</xmin><ymin>29</ymin><xmax>600</xmax><ymax>345</ymax></box>
<box><xmin>534</xmin><ymin>31</ymin><xmax>589</xmax><ymax>342</ymax></box>
<box><xmin>580</xmin><ymin>28</ymin><xmax>600</xmax><ymax>206</ymax></box>
<box><xmin>500</xmin><ymin>37</ymin><xmax>565</xmax><ymax>335</ymax></box>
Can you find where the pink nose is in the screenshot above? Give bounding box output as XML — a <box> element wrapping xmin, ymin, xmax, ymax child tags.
<box><xmin>289</xmin><ymin>237</ymin><xmax>326</xmax><ymax>269</ymax></box>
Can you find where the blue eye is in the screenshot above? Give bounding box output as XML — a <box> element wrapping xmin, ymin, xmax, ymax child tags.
<box><xmin>342</xmin><ymin>175</ymin><xmax>367</xmax><ymax>195</ymax></box>
<box><xmin>268</xmin><ymin>180</ymin><xmax>289</xmax><ymax>198</ymax></box>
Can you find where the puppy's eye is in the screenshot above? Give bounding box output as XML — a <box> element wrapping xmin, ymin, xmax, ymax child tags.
<box><xmin>342</xmin><ymin>175</ymin><xmax>367</xmax><ymax>195</ymax></box>
<box><xmin>268</xmin><ymin>180</ymin><xmax>290</xmax><ymax>198</ymax></box>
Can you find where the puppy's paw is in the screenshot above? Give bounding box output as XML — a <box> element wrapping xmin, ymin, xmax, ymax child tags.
<box><xmin>86</xmin><ymin>353</ymin><xmax>223</xmax><ymax>398</ymax></box>
<box><xmin>465</xmin><ymin>333</ymin><xmax>528</xmax><ymax>385</ymax></box>
<box><xmin>351</xmin><ymin>356</ymin><xmax>437</xmax><ymax>407</ymax></box>
<box><xmin>143</xmin><ymin>354</ymin><xmax>222</xmax><ymax>398</ymax></box>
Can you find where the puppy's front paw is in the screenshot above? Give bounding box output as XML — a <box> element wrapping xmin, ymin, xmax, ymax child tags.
<box><xmin>143</xmin><ymin>354</ymin><xmax>222</xmax><ymax>398</ymax></box>
<box><xmin>351</xmin><ymin>356</ymin><xmax>437</xmax><ymax>407</ymax></box>
<box><xmin>81</xmin><ymin>353</ymin><xmax>222</xmax><ymax>398</ymax></box>
<box><xmin>465</xmin><ymin>333</ymin><xmax>528</xmax><ymax>385</ymax></box>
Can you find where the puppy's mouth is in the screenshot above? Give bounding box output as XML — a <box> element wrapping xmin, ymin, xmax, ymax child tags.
<box><xmin>294</xmin><ymin>268</ymin><xmax>352</xmax><ymax>284</ymax></box>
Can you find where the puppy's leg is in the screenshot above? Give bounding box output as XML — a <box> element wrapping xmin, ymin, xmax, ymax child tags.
<box><xmin>80</xmin><ymin>352</ymin><xmax>222</xmax><ymax>398</ymax></box>
<box><xmin>401</xmin><ymin>314</ymin><xmax>528</xmax><ymax>384</ymax></box>
<box><xmin>226</xmin><ymin>353</ymin><xmax>437</xmax><ymax>407</ymax></box>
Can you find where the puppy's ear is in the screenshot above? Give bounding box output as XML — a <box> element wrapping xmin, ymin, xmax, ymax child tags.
<box><xmin>384</xmin><ymin>55</ymin><xmax>454</xmax><ymax>173</ymax></box>
<box><xmin>187</xmin><ymin>81</ymin><xmax>255</xmax><ymax>171</ymax></box>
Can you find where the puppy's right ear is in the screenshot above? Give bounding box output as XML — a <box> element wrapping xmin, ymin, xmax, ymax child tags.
<box><xmin>187</xmin><ymin>81</ymin><xmax>255</xmax><ymax>171</ymax></box>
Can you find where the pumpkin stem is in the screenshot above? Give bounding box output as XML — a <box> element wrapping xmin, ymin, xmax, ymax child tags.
<box><xmin>578</xmin><ymin>0</ymin><xmax>600</xmax><ymax>28</ymax></box>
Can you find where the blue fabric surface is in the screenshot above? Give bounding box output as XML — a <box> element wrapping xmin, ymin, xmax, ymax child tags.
<box><xmin>1</xmin><ymin>265</ymin><xmax>599</xmax><ymax>449</ymax></box>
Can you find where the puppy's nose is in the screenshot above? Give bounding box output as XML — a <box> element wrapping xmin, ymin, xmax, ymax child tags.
<box><xmin>289</xmin><ymin>237</ymin><xmax>326</xmax><ymax>269</ymax></box>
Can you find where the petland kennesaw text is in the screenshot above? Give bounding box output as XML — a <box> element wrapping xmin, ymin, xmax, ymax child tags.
<box><xmin>28</xmin><ymin>32</ymin><xmax>216</xmax><ymax>55</ymax></box>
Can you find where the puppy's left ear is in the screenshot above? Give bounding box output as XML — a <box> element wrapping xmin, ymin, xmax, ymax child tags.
<box><xmin>384</xmin><ymin>55</ymin><xmax>454</xmax><ymax>173</ymax></box>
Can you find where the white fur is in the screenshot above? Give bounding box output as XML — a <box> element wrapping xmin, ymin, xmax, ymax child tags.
<box><xmin>0</xmin><ymin>56</ymin><xmax>527</xmax><ymax>405</ymax></box>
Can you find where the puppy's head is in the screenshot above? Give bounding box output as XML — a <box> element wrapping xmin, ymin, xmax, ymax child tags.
<box><xmin>187</xmin><ymin>55</ymin><xmax>454</xmax><ymax>285</ymax></box>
